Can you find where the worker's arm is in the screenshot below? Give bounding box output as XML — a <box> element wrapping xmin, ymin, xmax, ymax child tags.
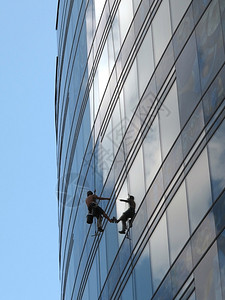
<box><xmin>94</xmin><ymin>195</ymin><xmax>110</xmax><ymax>200</ymax></box>
<box><xmin>119</xmin><ymin>199</ymin><xmax>130</xmax><ymax>203</ymax></box>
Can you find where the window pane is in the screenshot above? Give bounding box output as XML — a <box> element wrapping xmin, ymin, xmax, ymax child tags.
<box><xmin>218</xmin><ymin>229</ymin><xmax>225</xmax><ymax>299</ymax></box>
<box><xmin>208</xmin><ymin>119</ymin><xmax>225</xmax><ymax>201</ymax></box>
<box><xmin>176</xmin><ymin>33</ymin><xmax>201</xmax><ymax>127</ymax></box>
<box><xmin>194</xmin><ymin>243</ymin><xmax>223</xmax><ymax>300</ymax></box>
<box><xmin>171</xmin><ymin>243</ymin><xmax>193</xmax><ymax>296</ymax></box>
<box><xmin>123</xmin><ymin>61</ymin><xmax>139</xmax><ymax>125</ymax></box>
<box><xmin>159</xmin><ymin>81</ymin><xmax>180</xmax><ymax>159</ymax></box>
<box><xmin>143</xmin><ymin>116</ymin><xmax>162</xmax><ymax>189</ymax></box>
<box><xmin>128</xmin><ymin>146</ymin><xmax>145</xmax><ymax>208</ymax></box>
<box><xmin>88</xmin><ymin>258</ymin><xmax>98</xmax><ymax>300</ymax></box>
<box><xmin>98</xmin><ymin>44</ymin><xmax>109</xmax><ymax>100</ymax></box>
<box><xmin>195</xmin><ymin>0</ymin><xmax>225</xmax><ymax>92</ymax></box>
<box><xmin>186</xmin><ymin>148</ymin><xmax>212</xmax><ymax>232</ymax></box>
<box><xmin>170</xmin><ymin>0</ymin><xmax>191</xmax><ymax>31</ymax></box>
<box><xmin>167</xmin><ymin>182</ymin><xmax>190</xmax><ymax>263</ymax></box>
<box><xmin>220</xmin><ymin>0</ymin><xmax>225</xmax><ymax>44</ymax></box>
<box><xmin>181</xmin><ymin>102</ymin><xmax>204</xmax><ymax>158</ymax></box>
<box><xmin>152</xmin><ymin>0</ymin><xmax>172</xmax><ymax>65</ymax></box>
<box><xmin>213</xmin><ymin>190</ymin><xmax>225</xmax><ymax>235</ymax></box>
<box><xmin>121</xmin><ymin>275</ymin><xmax>134</xmax><ymax>300</ymax></box>
<box><xmin>150</xmin><ymin>215</ymin><xmax>170</xmax><ymax>291</ymax></box>
<box><xmin>137</xmin><ymin>26</ymin><xmax>154</xmax><ymax>96</ymax></box>
<box><xmin>172</xmin><ymin>5</ymin><xmax>194</xmax><ymax>59</ymax></box>
<box><xmin>134</xmin><ymin>244</ymin><xmax>153</xmax><ymax>300</ymax></box>
<box><xmin>191</xmin><ymin>212</ymin><xmax>216</xmax><ymax>266</ymax></box>
<box><xmin>119</xmin><ymin>0</ymin><xmax>133</xmax><ymax>42</ymax></box>
<box><xmin>202</xmin><ymin>66</ymin><xmax>225</xmax><ymax>124</ymax></box>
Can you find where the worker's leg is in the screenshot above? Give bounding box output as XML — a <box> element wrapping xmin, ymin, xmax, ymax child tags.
<box><xmin>97</xmin><ymin>216</ymin><xmax>103</xmax><ymax>232</ymax></box>
<box><xmin>102</xmin><ymin>212</ymin><xmax>113</xmax><ymax>223</ymax></box>
<box><xmin>118</xmin><ymin>214</ymin><xmax>127</xmax><ymax>234</ymax></box>
<box><xmin>97</xmin><ymin>206</ymin><xmax>113</xmax><ymax>223</ymax></box>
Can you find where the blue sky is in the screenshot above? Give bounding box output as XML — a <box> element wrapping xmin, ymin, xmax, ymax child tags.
<box><xmin>0</xmin><ymin>1</ymin><xmax>60</xmax><ymax>299</ymax></box>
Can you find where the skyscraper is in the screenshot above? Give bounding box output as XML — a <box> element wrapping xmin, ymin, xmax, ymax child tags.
<box><xmin>55</xmin><ymin>0</ymin><xmax>225</xmax><ymax>299</ymax></box>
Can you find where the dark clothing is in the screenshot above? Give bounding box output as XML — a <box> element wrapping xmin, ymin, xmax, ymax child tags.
<box><xmin>123</xmin><ymin>207</ymin><xmax>135</xmax><ymax>219</ymax></box>
<box><xmin>88</xmin><ymin>202</ymin><xmax>104</xmax><ymax>217</ymax></box>
<box><xmin>118</xmin><ymin>196</ymin><xmax>136</xmax><ymax>233</ymax></box>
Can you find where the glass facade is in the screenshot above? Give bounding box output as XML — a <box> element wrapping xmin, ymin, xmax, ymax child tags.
<box><xmin>55</xmin><ymin>0</ymin><xmax>225</xmax><ymax>299</ymax></box>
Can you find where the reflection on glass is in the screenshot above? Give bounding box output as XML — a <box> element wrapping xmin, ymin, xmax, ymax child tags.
<box><xmin>112</xmin><ymin>12</ymin><xmax>121</xmax><ymax>58</ymax></box>
<box><xmin>194</xmin><ymin>243</ymin><xmax>223</xmax><ymax>300</ymax></box>
<box><xmin>134</xmin><ymin>244</ymin><xmax>153</xmax><ymax>300</ymax></box>
<box><xmin>176</xmin><ymin>33</ymin><xmax>201</xmax><ymax>127</ymax></box>
<box><xmin>105</xmin><ymin>220</ymin><xmax>119</xmax><ymax>270</ymax></box>
<box><xmin>195</xmin><ymin>0</ymin><xmax>225</xmax><ymax>92</ymax></box>
<box><xmin>208</xmin><ymin>119</ymin><xmax>225</xmax><ymax>201</ymax></box>
<box><xmin>220</xmin><ymin>0</ymin><xmax>225</xmax><ymax>43</ymax></box>
<box><xmin>132</xmin><ymin>201</ymin><xmax>148</xmax><ymax>245</ymax></box>
<box><xmin>170</xmin><ymin>0</ymin><xmax>191</xmax><ymax>31</ymax></box>
<box><xmin>146</xmin><ymin>170</ymin><xmax>164</xmax><ymax>218</ymax></box>
<box><xmin>152</xmin><ymin>0</ymin><xmax>172</xmax><ymax>65</ymax></box>
<box><xmin>155</xmin><ymin>44</ymin><xmax>174</xmax><ymax>93</ymax></box>
<box><xmin>101</xmin><ymin>121</ymin><xmax>114</xmax><ymax>184</ymax></box>
<box><xmin>99</xmin><ymin>233</ymin><xmax>108</xmax><ymax>288</ymax></box>
<box><xmin>186</xmin><ymin>148</ymin><xmax>212</xmax><ymax>232</ymax></box>
<box><xmin>162</xmin><ymin>138</ymin><xmax>183</xmax><ymax>188</ymax></box>
<box><xmin>139</xmin><ymin>75</ymin><xmax>157</xmax><ymax>124</ymax></box>
<box><xmin>123</xmin><ymin>61</ymin><xmax>139</xmax><ymax>126</ymax></box>
<box><xmin>150</xmin><ymin>214</ymin><xmax>170</xmax><ymax>291</ymax></box>
<box><xmin>159</xmin><ymin>82</ymin><xmax>180</xmax><ymax>159</ymax></box>
<box><xmin>218</xmin><ymin>229</ymin><xmax>225</xmax><ymax>299</ymax></box>
<box><xmin>181</xmin><ymin>103</ymin><xmax>204</xmax><ymax>158</ymax></box>
<box><xmin>172</xmin><ymin>5</ymin><xmax>194</xmax><ymax>59</ymax></box>
<box><xmin>137</xmin><ymin>26</ymin><xmax>154</xmax><ymax>96</ymax></box>
<box><xmin>191</xmin><ymin>212</ymin><xmax>216</xmax><ymax>266</ymax></box>
<box><xmin>94</xmin><ymin>0</ymin><xmax>105</xmax><ymax>26</ymax></box>
<box><xmin>202</xmin><ymin>66</ymin><xmax>225</xmax><ymax>124</ymax></box>
<box><xmin>128</xmin><ymin>146</ymin><xmax>145</xmax><ymax>208</ymax></box>
<box><xmin>192</xmin><ymin>0</ymin><xmax>212</xmax><ymax>24</ymax></box>
<box><xmin>213</xmin><ymin>190</ymin><xmax>225</xmax><ymax>235</ymax></box>
<box><xmin>152</xmin><ymin>272</ymin><xmax>172</xmax><ymax>300</ymax></box>
<box><xmin>167</xmin><ymin>182</ymin><xmax>190</xmax><ymax>263</ymax></box>
<box><xmin>171</xmin><ymin>243</ymin><xmax>192</xmax><ymax>296</ymax></box>
<box><xmin>86</xmin><ymin>0</ymin><xmax>95</xmax><ymax>54</ymax></box>
<box><xmin>88</xmin><ymin>258</ymin><xmax>98</xmax><ymax>300</ymax></box>
<box><xmin>119</xmin><ymin>0</ymin><xmax>133</xmax><ymax>42</ymax></box>
<box><xmin>98</xmin><ymin>44</ymin><xmax>109</xmax><ymax>100</ymax></box>
<box><xmin>121</xmin><ymin>275</ymin><xmax>134</xmax><ymax>300</ymax></box>
<box><xmin>188</xmin><ymin>291</ymin><xmax>196</xmax><ymax>300</ymax></box>
<box><xmin>143</xmin><ymin>116</ymin><xmax>162</xmax><ymax>190</ymax></box>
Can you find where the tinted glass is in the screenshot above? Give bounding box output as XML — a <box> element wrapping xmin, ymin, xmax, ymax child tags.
<box><xmin>170</xmin><ymin>0</ymin><xmax>191</xmax><ymax>31</ymax></box>
<box><xmin>202</xmin><ymin>66</ymin><xmax>225</xmax><ymax>124</ymax></box>
<box><xmin>159</xmin><ymin>81</ymin><xmax>180</xmax><ymax>159</ymax></box>
<box><xmin>176</xmin><ymin>33</ymin><xmax>201</xmax><ymax>127</ymax></box>
<box><xmin>195</xmin><ymin>0</ymin><xmax>225</xmax><ymax>92</ymax></box>
<box><xmin>143</xmin><ymin>116</ymin><xmax>162</xmax><ymax>189</ymax></box>
<box><xmin>208</xmin><ymin>119</ymin><xmax>225</xmax><ymax>201</ymax></box>
<box><xmin>152</xmin><ymin>0</ymin><xmax>172</xmax><ymax>65</ymax></box>
<box><xmin>137</xmin><ymin>26</ymin><xmax>154</xmax><ymax>96</ymax></box>
<box><xmin>218</xmin><ymin>229</ymin><xmax>225</xmax><ymax>299</ymax></box>
<box><xmin>194</xmin><ymin>243</ymin><xmax>222</xmax><ymax>300</ymax></box>
<box><xmin>150</xmin><ymin>214</ymin><xmax>170</xmax><ymax>291</ymax></box>
<box><xmin>186</xmin><ymin>149</ymin><xmax>212</xmax><ymax>232</ymax></box>
<box><xmin>167</xmin><ymin>182</ymin><xmax>190</xmax><ymax>263</ymax></box>
<box><xmin>134</xmin><ymin>244</ymin><xmax>153</xmax><ymax>300</ymax></box>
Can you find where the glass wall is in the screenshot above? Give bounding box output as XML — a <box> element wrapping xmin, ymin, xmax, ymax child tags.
<box><xmin>55</xmin><ymin>0</ymin><xmax>225</xmax><ymax>299</ymax></box>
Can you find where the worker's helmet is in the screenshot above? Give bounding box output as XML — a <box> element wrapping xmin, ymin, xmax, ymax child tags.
<box><xmin>87</xmin><ymin>190</ymin><xmax>93</xmax><ymax>196</ymax></box>
<box><xmin>129</xmin><ymin>195</ymin><xmax>134</xmax><ymax>200</ymax></box>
